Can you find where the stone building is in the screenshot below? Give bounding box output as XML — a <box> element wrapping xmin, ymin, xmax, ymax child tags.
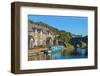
<box><xmin>28</xmin><ymin>21</ymin><xmax>55</xmax><ymax>49</ymax></box>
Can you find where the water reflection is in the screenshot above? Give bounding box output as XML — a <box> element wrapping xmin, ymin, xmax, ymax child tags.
<box><xmin>49</xmin><ymin>45</ymin><xmax>88</xmax><ymax>59</ymax></box>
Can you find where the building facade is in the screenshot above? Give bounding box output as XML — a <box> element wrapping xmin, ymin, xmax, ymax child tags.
<box><xmin>28</xmin><ymin>21</ymin><xmax>55</xmax><ymax>49</ymax></box>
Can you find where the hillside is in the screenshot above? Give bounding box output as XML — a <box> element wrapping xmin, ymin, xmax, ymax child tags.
<box><xmin>29</xmin><ymin>20</ymin><xmax>81</xmax><ymax>37</ymax></box>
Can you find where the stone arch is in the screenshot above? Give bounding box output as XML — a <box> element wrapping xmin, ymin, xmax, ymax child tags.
<box><xmin>46</xmin><ymin>37</ymin><xmax>52</xmax><ymax>47</ymax></box>
<box><xmin>28</xmin><ymin>35</ymin><xmax>34</xmax><ymax>49</ymax></box>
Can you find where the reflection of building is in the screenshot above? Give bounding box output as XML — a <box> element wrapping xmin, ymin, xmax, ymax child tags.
<box><xmin>28</xmin><ymin>21</ymin><xmax>55</xmax><ymax>49</ymax></box>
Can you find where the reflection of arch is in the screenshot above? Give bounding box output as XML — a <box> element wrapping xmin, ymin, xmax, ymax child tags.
<box><xmin>28</xmin><ymin>35</ymin><xmax>34</xmax><ymax>49</ymax></box>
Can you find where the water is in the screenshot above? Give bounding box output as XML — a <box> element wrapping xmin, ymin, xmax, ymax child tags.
<box><xmin>77</xmin><ymin>48</ymin><xmax>87</xmax><ymax>56</ymax></box>
<box><xmin>50</xmin><ymin>45</ymin><xmax>63</xmax><ymax>59</ymax></box>
<box><xmin>50</xmin><ymin>46</ymin><xmax>87</xmax><ymax>59</ymax></box>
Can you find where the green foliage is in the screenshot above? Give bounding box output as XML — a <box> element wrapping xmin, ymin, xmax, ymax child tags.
<box><xmin>62</xmin><ymin>42</ymin><xmax>75</xmax><ymax>56</ymax></box>
<box><xmin>81</xmin><ymin>41</ymin><xmax>87</xmax><ymax>48</ymax></box>
<box><xmin>77</xmin><ymin>41</ymin><xmax>87</xmax><ymax>48</ymax></box>
<box><xmin>59</xmin><ymin>31</ymin><xmax>71</xmax><ymax>42</ymax></box>
<box><xmin>64</xmin><ymin>42</ymin><xmax>72</xmax><ymax>47</ymax></box>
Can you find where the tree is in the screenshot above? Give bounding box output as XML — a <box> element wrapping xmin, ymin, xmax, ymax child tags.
<box><xmin>77</xmin><ymin>41</ymin><xmax>87</xmax><ymax>48</ymax></box>
<box><xmin>59</xmin><ymin>30</ymin><xmax>71</xmax><ymax>43</ymax></box>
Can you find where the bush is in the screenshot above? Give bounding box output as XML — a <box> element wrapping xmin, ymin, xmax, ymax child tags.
<box><xmin>62</xmin><ymin>42</ymin><xmax>75</xmax><ymax>56</ymax></box>
<box><xmin>76</xmin><ymin>41</ymin><xmax>87</xmax><ymax>48</ymax></box>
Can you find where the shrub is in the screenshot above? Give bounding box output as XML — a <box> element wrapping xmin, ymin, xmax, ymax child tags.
<box><xmin>62</xmin><ymin>42</ymin><xmax>75</xmax><ymax>56</ymax></box>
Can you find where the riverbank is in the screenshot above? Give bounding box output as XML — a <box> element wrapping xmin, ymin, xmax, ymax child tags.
<box><xmin>28</xmin><ymin>48</ymin><xmax>48</xmax><ymax>61</ymax></box>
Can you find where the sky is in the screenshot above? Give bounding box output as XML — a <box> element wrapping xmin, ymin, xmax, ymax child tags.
<box><xmin>28</xmin><ymin>15</ymin><xmax>88</xmax><ymax>36</ymax></box>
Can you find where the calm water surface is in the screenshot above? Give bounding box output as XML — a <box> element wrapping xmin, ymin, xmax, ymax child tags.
<box><xmin>50</xmin><ymin>46</ymin><xmax>87</xmax><ymax>59</ymax></box>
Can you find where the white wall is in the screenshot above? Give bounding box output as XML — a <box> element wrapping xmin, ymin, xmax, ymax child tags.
<box><xmin>0</xmin><ymin>0</ymin><xmax>100</xmax><ymax>76</ymax></box>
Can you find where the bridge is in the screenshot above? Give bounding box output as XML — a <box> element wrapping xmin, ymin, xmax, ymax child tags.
<box><xmin>70</xmin><ymin>36</ymin><xmax>88</xmax><ymax>51</ymax></box>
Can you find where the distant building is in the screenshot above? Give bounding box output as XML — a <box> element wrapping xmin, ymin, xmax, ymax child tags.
<box><xmin>28</xmin><ymin>21</ymin><xmax>56</xmax><ymax>49</ymax></box>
